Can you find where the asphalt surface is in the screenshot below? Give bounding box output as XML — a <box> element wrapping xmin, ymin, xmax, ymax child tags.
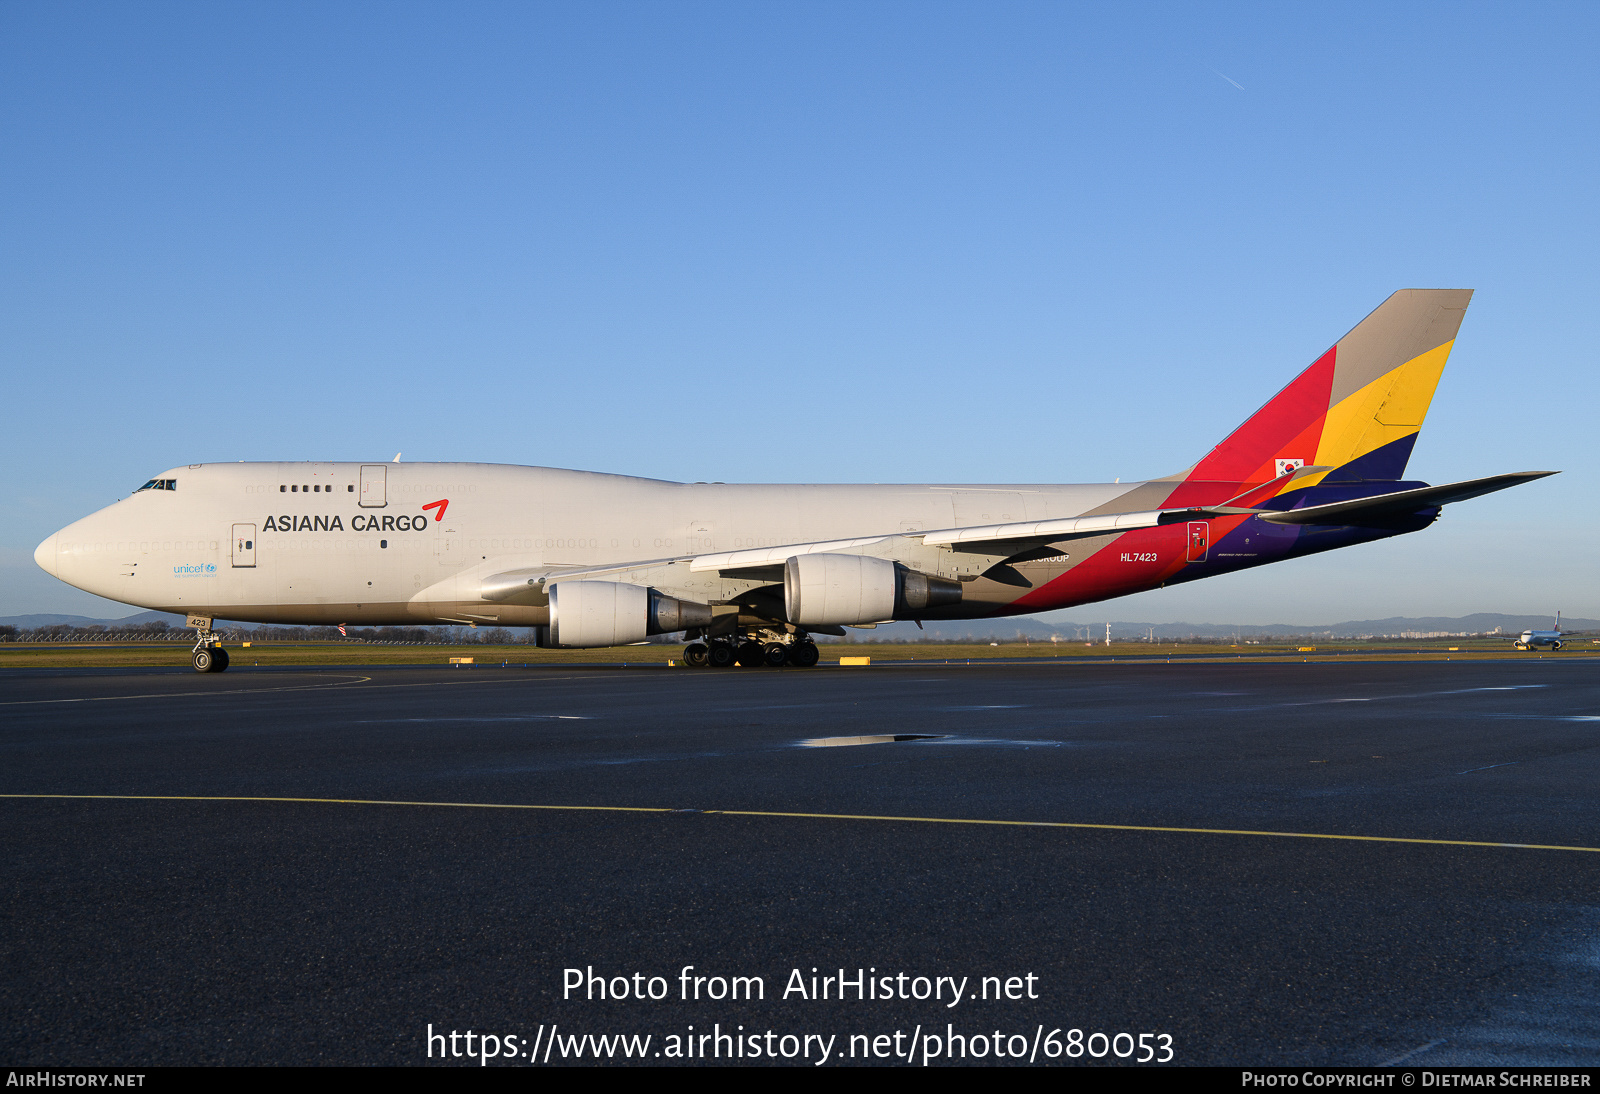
<box><xmin>3</xmin><ymin>657</ymin><xmax>1599</xmax><ymax>1066</ymax></box>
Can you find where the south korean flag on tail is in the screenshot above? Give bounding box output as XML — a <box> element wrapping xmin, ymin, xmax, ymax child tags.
<box><xmin>1275</xmin><ymin>458</ymin><xmax>1306</xmax><ymax>479</ymax></box>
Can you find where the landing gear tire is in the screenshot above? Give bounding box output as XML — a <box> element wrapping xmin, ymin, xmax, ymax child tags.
<box><xmin>708</xmin><ymin>642</ymin><xmax>737</xmax><ymax>669</ymax></box>
<box><xmin>1552</xmin><ymin>641</ymin><xmax>1563</xmax><ymax>650</ymax></box>
<box><xmin>684</xmin><ymin>643</ymin><xmax>709</xmax><ymax>668</ymax></box>
<box><xmin>762</xmin><ymin>642</ymin><xmax>789</xmax><ymax>668</ymax></box>
<box><xmin>214</xmin><ymin>648</ymin><xmax>230</xmax><ymax>672</ymax></box>
<box><xmin>736</xmin><ymin>641</ymin><xmax>764</xmax><ymax>668</ymax></box>
<box><xmin>193</xmin><ymin>648</ymin><xmax>216</xmax><ymax>673</ymax></box>
<box><xmin>790</xmin><ymin>642</ymin><xmax>820</xmax><ymax>668</ymax></box>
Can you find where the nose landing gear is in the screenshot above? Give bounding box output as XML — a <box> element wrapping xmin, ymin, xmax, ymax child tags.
<box><xmin>189</xmin><ymin>615</ymin><xmax>229</xmax><ymax>673</ymax></box>
<box><xmin>192</xmin><ymin>646</ymin><xmax>230</xmax><ymax>673</ymax></box>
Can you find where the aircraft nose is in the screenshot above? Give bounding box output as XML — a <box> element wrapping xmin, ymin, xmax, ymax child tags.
<box><xmin>34</xmin><ymin>532</ymin><xmax>59</xmax><ymax>577</ymax></box>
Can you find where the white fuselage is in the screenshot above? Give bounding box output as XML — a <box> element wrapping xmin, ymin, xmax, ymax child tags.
<box><xmin>35</xmin><ymin>462</ymin><xmax>1138</xmax><ymax>627</ymax></box>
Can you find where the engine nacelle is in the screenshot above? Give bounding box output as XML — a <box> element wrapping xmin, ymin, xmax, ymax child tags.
<box><xmin>783</xmin><ymin>554</ymin><xmax>962</xmax><ymax>626</ymax></box>
<box><xmin>541</xmin><ymin>581</ymin><xmax>713</xmax><ymax>648</ymax></box>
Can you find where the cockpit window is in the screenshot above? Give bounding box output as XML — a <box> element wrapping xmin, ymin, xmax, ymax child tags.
<box><xmin>135</xmin><ymin>479</ymin><xmax>177</xmax><ymax>492</ymax></box>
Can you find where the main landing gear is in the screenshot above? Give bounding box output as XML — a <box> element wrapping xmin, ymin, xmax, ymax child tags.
<box><xmin>683</xmin><ymin>634</ymin><xmax>820</xmax><ymax>669</ymax></box>
<box><xmin>191</xmin><ymin>618</ymin><xmax>230</xmax><ymax>673</ymax></box>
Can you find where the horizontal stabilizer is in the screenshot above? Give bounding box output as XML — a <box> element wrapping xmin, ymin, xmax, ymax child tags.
<box><xmin>1254</xmin><ymin>471</ymin><xmax>1556</xmax><ymax>526</ymax></box>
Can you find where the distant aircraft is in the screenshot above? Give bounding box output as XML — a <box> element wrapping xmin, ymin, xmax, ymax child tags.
<box><xmin>34</xmin><ymin>289</ymin><xmax>1556</xmax><ymax>672</ymax></box>
<box><xmin>1511</xmin><ymin>614</ymin><xmax>1578</xmax><ymax>651</ymax></box>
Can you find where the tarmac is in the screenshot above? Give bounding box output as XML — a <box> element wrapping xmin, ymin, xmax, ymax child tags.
<box><xmin>3</xmin><ymin>657</ymin><xmax>1600</xmax><ymax>1066</ymax></box>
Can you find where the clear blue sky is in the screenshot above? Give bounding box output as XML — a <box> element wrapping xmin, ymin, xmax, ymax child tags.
<box><xmin>4</xmin><ymin>1</ymin><xmax>1595</xmax><ymax>624</ymax></box>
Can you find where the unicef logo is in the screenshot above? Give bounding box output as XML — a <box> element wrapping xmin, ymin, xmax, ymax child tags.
<box><xmin>172</xmin><ymin>562</ymin><xmax>217</xmax><ymax>577</ymax></box>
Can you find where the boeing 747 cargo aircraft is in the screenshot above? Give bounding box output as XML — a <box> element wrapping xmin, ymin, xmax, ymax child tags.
<box><xmin>35</xmin><ymin>289</ymin><xmax>1553</xmax><ymax>671</ymax></box>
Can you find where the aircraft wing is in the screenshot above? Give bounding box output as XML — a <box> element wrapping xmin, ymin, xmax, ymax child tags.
<box><xmin>687</xmin><ymin>467</ymin><xmax>1335</xmax><ymax>570</ymax></box>
<box><xmin>479</xmin><ymin>470</ymin><xmax>1555</xmax><ymax>597</ymax></box>
<box><xmin>916</xmin><ymin>508</ymin><xmax>1213</xmax><ymax>552</ymax></box>
<box><xmin>1251</xmin><ymin>471</ymin><xmax>1556</xmax><ymax>526</ymax></box>
<box><xmin>685</xmin><ymin>507</ymin><xmax>1258</xmax><ymax>575</ymax></box>
<box><xmin>475</xmin><ymin>556</ymin><xmax>694</xmax><ymax>600</ymax></box>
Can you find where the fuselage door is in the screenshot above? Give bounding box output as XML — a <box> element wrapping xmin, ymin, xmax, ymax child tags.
<box><xmin>1186</xmin><ymin>521</ymin><xmax>1210</xmax><ymax>563</ymax></box>
<box><xmin>232</xmin><ymin>524</ymin><xmax>257</xmax><ymax>568</ymax></box>
<box><xmin>686</xmin><ymin>519</ymin><xmax>714</xmax><ymax>554</ymax></box>
<box><xmin>435</xmin><ymin>529</ymin><xmax>463</xmax><ymax>569</ymax></box>
<box><xmin>359</xmin><ymin>465</ymin><xmax>387</xmax><ymax>508</ymax></box>
<box><xmin>954</xmin><ymin>490</ymin><xmax>1024</xmax><ymax>527</ymax></box>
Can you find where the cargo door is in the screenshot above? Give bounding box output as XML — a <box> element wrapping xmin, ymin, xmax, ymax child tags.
<box><xmin>953</xmin><ymin>491</ymin><xmax>1024</xmax><ymax>528</ymax></box>
<box><xmin>435</xmin><ymin>526</ymin><xmax>464</xmax><ymax>569</ymax></box>
<box><xmin>231</xmin><ymin>524</ymin><xmax>256</xmax><ymax>567</ymax></box>
<box><xmin>686</xmin><ymin>519</ymin><xmax>714</xmax><ymax>554</ymax></box>
<box><xmin>359</xmin><ymin>465</ymin><xmax>387</xmax><ymax>508</ymax></box>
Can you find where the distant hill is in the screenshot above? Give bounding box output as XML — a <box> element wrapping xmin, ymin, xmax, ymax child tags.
<box><xmin>1</xmin><ymin>610</ymin><xmax>240</xmax><ymax>629</ymax></box>
<box><xmin>0</xmin><ymin>610</ymin><xmax>178</xmax><ymax>628</ymax></box>
<box><xmin>834</xmin><ymin>613</ymin><xmax>1598</xmax><ymax>642</ymax></box>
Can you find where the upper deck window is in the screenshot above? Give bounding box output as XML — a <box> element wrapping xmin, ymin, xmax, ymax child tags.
<box><xmin>135</xmin><ymin>479</ymin><xmax>176</xmax><ymax>492</ymax></box>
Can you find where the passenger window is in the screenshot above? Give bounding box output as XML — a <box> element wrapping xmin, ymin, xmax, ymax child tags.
<box><xmin>380</xmin><ymin>539</ymin><xmax>388</xmax><ymax>549</ymax></box>
<box><xmin>347</xmin><ymin>484</ymin><xmax>354</xmax><ymax>492</ymax></box>
<box><xmin>291</xmin><ymin>485</ymin><xmax>298</xmax><ymax>492</ymax></box>
<box><xmin>280</xmin><ymin>485</ymin><xmax>287</xmax><ymax>492</ymax></box>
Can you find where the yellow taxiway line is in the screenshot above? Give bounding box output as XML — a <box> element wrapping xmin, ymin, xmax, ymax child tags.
<box><xmin>3</xmin><ymin>793</ymin><xmax>1599</xmax><ymax>855</ymax></box>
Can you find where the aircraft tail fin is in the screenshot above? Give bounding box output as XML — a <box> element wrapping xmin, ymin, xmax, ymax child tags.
<box><xmin>1177</xmin><ymin>289</ymin><xmax>1473</xmax><ymax>496</ymax></box>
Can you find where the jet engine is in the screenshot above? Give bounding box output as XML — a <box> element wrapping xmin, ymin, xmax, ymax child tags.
<box><xmin>539</xmin><ymin>581</ymin><xmax>713</xmax><ymax>648</ymax></box>
<box><xmin>783</xmin><ymin>554</ymin><xmax>962</xmax><ymax>625</ymax></box>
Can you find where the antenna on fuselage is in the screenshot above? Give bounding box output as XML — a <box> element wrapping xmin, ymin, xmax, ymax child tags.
<box><xmin>393</xmin><ymin>453</ymin><xmax>402</xmax><ymax>463</ymax></box>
